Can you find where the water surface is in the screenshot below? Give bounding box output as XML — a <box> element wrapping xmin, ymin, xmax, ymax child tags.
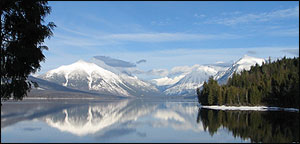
<box><xmin>1</xmin><ymin>99</ymin><xmax>298</xmax><ymax>143</ymax></box>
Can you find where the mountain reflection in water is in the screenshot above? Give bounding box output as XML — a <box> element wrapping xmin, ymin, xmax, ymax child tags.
<box><xmin>1</xmin><ymin>99</ymin><xmax>299</xmax><ymax>143</ymax></box>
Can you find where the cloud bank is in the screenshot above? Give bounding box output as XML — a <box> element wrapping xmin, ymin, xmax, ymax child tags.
<box><xmin>93</xmin><ymin>56</ymin><xmax>136</xmax><ymax>67</ymax></box>
<box><xmin>136</xmin><ymin>59</ymin><xmax>147</xmax><ymax>64</ymax></box>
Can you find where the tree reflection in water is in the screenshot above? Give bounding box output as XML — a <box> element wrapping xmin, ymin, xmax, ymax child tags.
<box><xmin>197</xmin><ymin>108</ymin><xmax>299</xmax><ymax>143</ymax></box>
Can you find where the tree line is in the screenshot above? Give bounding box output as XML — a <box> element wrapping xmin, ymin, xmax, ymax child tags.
<box><xmin>197</xmin><ymin>56</ymin><xmax>299</xmax><ymax>108</ymax></box>
<box><xmin>197</xmin><ymin>109</ymin><xmax>299</xmax><ymax>143</ymax></box>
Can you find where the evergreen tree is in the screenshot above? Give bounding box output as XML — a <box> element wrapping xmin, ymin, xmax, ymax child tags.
<box><xmin>1</xmin><ymin>0</ymin><xmax>55</xmax><ymax>102</ymax></box>
<box><xmin>197</xmin><ymin>57</ymin><xmax>299</xmax><ymax>108</ymax></box>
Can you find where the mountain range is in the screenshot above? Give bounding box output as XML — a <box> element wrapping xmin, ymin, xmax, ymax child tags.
<box><xmin>31</xmin><ymin>55</ymin><xmax>266</xmax><ymax>98</ymax></box>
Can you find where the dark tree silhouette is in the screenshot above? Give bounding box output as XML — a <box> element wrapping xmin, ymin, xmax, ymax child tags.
<box><xmin>1</xmin><ymin>0</ymin><xmax>55</xmax><ymax>102</ymax></box>
<box><xmin>197</xmin><ymin>109</ymin><xmax>299</xmax><ymax>143</ymax></box>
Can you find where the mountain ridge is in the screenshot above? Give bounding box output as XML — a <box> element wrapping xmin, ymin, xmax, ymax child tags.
<box><xmin>35</xmin><ymin>55</ymin><xmax>267</xmax><ymax>98</ymax></box>
<box><xmin>214</xmin><ymin>55</ymin><xmax>265</xmax><ymax>85</ymax></box>
<box><xmin>39</xmin><ymin>59</ymin><xmax>161</xmax><ymax>97</ymax></box>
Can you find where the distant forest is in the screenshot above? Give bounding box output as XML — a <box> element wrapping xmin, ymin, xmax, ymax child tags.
<box><xmin>197</xmin><ymin>57</ymin><xmax>299</xmax><ymax>108</ymax></box>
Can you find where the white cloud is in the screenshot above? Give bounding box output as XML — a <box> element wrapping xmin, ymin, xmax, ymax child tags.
<box><xmin>221</xmin><ymin>11</ymin><xmax>242</xmax><ymax>16</ymax></box>
<box><xmin>146</xmin><ymin>69</ymin><xmax>169</xmax><ymax>77</ymax></box>
<box><xmin>136</xmin><ymin>59</ymin><xmax>147</xmax><ymax>64</ymax></box>
<box><xmin>53</xmin><ymin>27</ymin><xmax>243</xmax><ymax>46</ymax></box>
<box><xmin>38</xmin><ymin>45</ymin><xmax>299</xmax><ymax>76</ymax></box>
<box><xmin>247</xmin><ymin>50</ymin><xmax>257</xmax><ymax>55</ymax></box>
<box><xmin>169</xmin><ymin>65</ymin><xmax>200</xmax><ymax>76</ymax></box>
<box><xmin>194</xmin><ymin>13</ymin><xmax>206</xmax><ymax>18</ymax></box>
<box><xmin>151</xmin><ymin>18</ymin><xmax>173</xmax><ymax>26</ymax></box>
<box><xmin>151</xmin><ymin>21</ymin><xmax>169</xmax><ymax>26</ymax></box>
<box><xmin>101</xmin><ymin>33</ymin><xmax>240</xmax><ymax>42</ymax></box>
<box><xmin>53</xmin><ymin>34</ymin><xmax>118</xmax><ymax>47</ymax></box>
<box><xmin>215</xmin><ymin>61</ymin><xmax>225</xmax><ymax>64</ymax></box>
<box><xmin>208</xmin><ymin>6</ymin><xmax>299</xmax><ymax>26</ymax></box>
<box><xmin>59</xmin><ymin>25</ymin><xmax>92</xmax><ymax>38</ymax></box>
<box><xmin>102</xmin><ymin>46</ymin><xmax>299</xmax><ymax>72</ymax></box>
<box><xmin>267</xmin><ymin>28</ymin><xmax>299</xmax><ymax>37</ymax></box>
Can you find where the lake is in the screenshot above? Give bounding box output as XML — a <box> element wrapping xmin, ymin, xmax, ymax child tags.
<box><xmin>1</xmin><ymin>99</ymin><xmax>299</xmax><ymax>143</ymax></box>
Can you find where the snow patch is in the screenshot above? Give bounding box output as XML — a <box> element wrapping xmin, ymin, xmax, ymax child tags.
<box><xmin>163</xmin><ymin>65</ymin><xmax>219</xmax><ymax>96</ymax></box>
<box><xmin>36</xmin><ymin>87</ymin><xmax>45</xmax><ymax>90</ymax></box>
<box><xmin>152</xmin><ymin>75</ymin><xmax>185</xmax><ymax>86</ymax></box>
<box><xmin>215</xmin><ymin>55</ymin><xmax>265</xmax><ymax>84</ymax></box>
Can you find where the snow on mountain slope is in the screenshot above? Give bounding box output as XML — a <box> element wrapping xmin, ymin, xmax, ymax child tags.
<box><xmin>40</xmin><ymin>60</ymin><xmax>131</xmax><ymax>96</ymax></box>
<box><xmin>161</xmin><ymin>55</ymin><xmax>265</xmax><ymax>96</ymax></box>
<box><xmin>40</xmin><ymin>58</ymin><xmax>161</xmax><ymax>97</ymax></box>
<box><xmin>150</xmin><ymin>65</ymin><xmax>206</xmax><ymax>92</ymax></box>
<box><xmin>215</xmin><ymin>55</ymin><xmax>266</xmax><ymax>85</ymax></box>
<box><xmin>28</xmin><ymin>76</ymin><xmax>96</xmax><ymax>94</ymax></box>
<box><xmin>163</xmin><ymin>65</ymin><xmax>218</xmax><ymax>96</ymax></box>
<box><xmin>119</xmin><ymin>74</ymin><xmax>161</xmax><ymax>96</ymax></box>
<box><xmin>151</xmin><ymin>75</ymin><xmax>185</xmax><ymax>86</ymax></box>
<box><xmin>91</xmin><ymin>57</ymin><xmax>161</xmax><ymax>96</ymax></box>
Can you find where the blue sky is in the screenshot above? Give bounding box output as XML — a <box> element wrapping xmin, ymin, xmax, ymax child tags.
<box><xmin>38</xmin><ymin>1</ymin><xmax>299</xmax><ymax>75</ymax></box>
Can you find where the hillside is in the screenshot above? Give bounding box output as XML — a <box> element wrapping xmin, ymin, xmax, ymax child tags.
<box><xmin>197</xmin><ymin>57</ymin><xmax>299</xmax><ymax>108</ymax></box>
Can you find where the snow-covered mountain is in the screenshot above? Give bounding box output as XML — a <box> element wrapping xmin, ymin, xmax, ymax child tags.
<box><xmin>215</xmin><ymin>55</ymin><xmax>265</xmax><ymax>85</ymax></box>
<box><xmin>28</xmin><ymin>76</ymin><xmax>96</xmax><ymax>94</ymax></box>
<box><xmin>91</xmin><ymin>57</ymin><xmax>161</xmax><ymax>97</ymax></box>
<box><xmin>37</xmin><ymin>55</ymin><xmax>266</xmax><ymax>98</ymax></box>
<box><xmin>163</xmin><ymin>65</ymin><xmax>220</xmax><ymax>96</ymax></box>
<box><xmin>150</xmin><ymin>64</ymin><xmax>208</xmax><ymax>92</ymax></box>
<box><xmin>152</xmin><ymin>76</ymin><xmax>183</xmax><ymax>86</ymax></box>
<box><xmin>153</xmin><ymin>55</ymin><xmax>265</xmax><ymax>97</ymax></box>
<box><xmin>39</xmin><ymin>60</ymin><xmax>131</xmax><ymax>96</ymax></box>
<box><xmin>39</xmin><ymin>59</ymin><xmax>160</xmax><ymax>97</ymax></box>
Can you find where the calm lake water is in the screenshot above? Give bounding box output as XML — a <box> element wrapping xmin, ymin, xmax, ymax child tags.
<box><xmin>1</xmin><ymin>99</ymin><xmax>299</xmax><ymax>143</ymax></box>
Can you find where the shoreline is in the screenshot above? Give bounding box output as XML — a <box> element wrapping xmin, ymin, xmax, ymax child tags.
<box><xmin>199</xmin><ymin>104</ymin><xmax>299</xmax><ymax>112</ymax></box>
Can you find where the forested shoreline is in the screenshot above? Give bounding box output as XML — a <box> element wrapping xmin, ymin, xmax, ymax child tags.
<box><xmin>197</xmin><ymin>57</ymin><xmax>299</xmax><ymax>109</ymax></box>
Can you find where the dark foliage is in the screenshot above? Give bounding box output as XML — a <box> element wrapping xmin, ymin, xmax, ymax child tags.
<box><xmin>1</xmin><ymin>0</ymin><xmax>55</xmax><ymax>101</ymax></box>
<box><xmin>197</xmin><ymin>57</ymin><xmax>299</xmax><ymax>108</ymax></box>
<box><xmin>197</xmin><ymin>109</ymin><xmax>299</xmax><ymax>143</ymax></box>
